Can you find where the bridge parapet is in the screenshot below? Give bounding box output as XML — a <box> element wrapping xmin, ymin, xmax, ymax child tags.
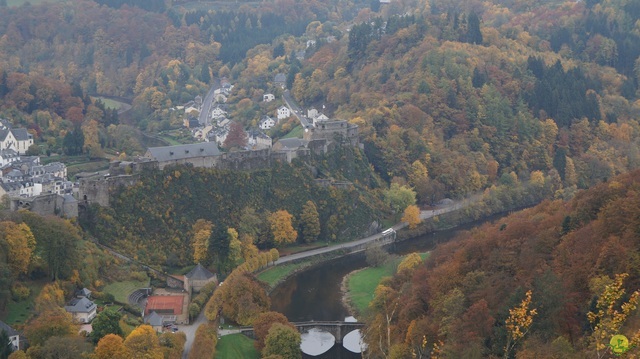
<box><xmin>294</xmin><ymin>321</ymin><xmax>364</xmax><ymax>343</ymax></box>
<box><xmin>237</xmin><ymin>321</ymin><xmax>364</xmax><ymax>343</ymax></box>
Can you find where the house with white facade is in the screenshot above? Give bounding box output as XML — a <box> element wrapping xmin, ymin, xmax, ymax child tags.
<box><xmin>259</xmin><ymin>116</ymin><xmax>276</xmax><ymax>130</ymax></box>
<box><xmin>0</xmin><ymin>120</ymin><xmax>34</xmax><ymax>155</ymax></box>
<box><xmin>64</xmin><ymin>297</ymin><xmax>97</xmax><ymax>323</ymax></box>
<box><xmin>277</xmin><ymin>106</ymin><xmax>291</xmax><ymax>120</ymax></box>
<box><xmin>312</xmin><ymin>113</ymin><xmax>330</xmax><ymax>127</ymax></box>
<box><xmin>0</xmin><ymin>149</ymin><xmax>19</xmax><ymax>167</ymax></box>
<box><xmin>211</xmin><ymin>106</ymin><xmax>227</xmax><ymax>119</ymax></box>
<box><xmin>0</xmin><ymin>321</ymin><xmax>20</xmax><ymax>351</ymax></box>
<box><xmin>263</xmin><ymin>93</ymin><xmax>275</xmax><ymax>102</ymax></box>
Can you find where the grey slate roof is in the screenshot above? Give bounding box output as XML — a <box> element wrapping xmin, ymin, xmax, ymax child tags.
<box><xmin>0</xmin><ymin>321</ymin><xmax>18</xmax><ymax>337</ymax></box>
<box><xmin>64</xmin><ymin>297</ymin><xmax>96</xmax><ymax>313</ymax></box>
<box><xmin>76</xmin><ymin>288</ymin><xmax>91</xmax><ymax>298</ymax></box>
<box><xmin>145</xmin><ymin>311</ymin><xmax>163</xmax><ymax>327</ymax></box>
<box><xmin>276</xmin><ymin>138</ymin><xmax>308</xmax><ymax>150</ymax></box>
<box><xmin>146</xmin><ymin>142</ymin><xmax>221</xmax><ymax>162</ymax></box>
<box><xmin>12</xmin><ymin>128</ymin><xmax>32</xmax><ymax>141</ymax></box>
<box><xmin>274</xmin><ymin>73</ymin><xmax>286</xmax><ymax>83</ymax></box>
<box><xmin>185</xmin><ymin>263</ymin><xmax>215</xmax><ymax>281</ymax></box>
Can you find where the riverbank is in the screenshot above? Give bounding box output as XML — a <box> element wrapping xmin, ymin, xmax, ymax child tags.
<box><xmin>341</xmin><ymin>252</ymin><xmax>430</xmax><ymax>318</ymax></box>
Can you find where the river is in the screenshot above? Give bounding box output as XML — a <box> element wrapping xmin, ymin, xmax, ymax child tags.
<box><xmin>269</xmin><ymin>214</ymin><xmax>507</xmax><ymax>358</ymax></box>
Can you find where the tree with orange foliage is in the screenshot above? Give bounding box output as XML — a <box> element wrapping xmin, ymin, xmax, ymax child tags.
<box><xmin>94</xmin><ymin>334</ymin><xmax>128</xmax><ymax>359</ymax></box>
<box><xmin>253</xmin><ymin>311</ymin><xmax>295</xmax><ymax>351</ymax></box>
<box><xmin>123</xmin><ymin>325</ymin><xmax>163</xmax><ymax>359</ymax></box>
<box><xmin>268</xmin><ymin>210</ymin><xmax>297</xmax><ymax>246</ymax></box>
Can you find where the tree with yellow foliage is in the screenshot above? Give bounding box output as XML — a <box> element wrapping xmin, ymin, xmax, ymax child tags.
<box><xmin>587</xmin><ymin>273</ymin><xmax>640</xmax><ymax>358</ymax></box>
<box><xmin>94</xmin><ymin>334</ymin><xmax>128</xmax><ymax>359</ymax></box>
<box><xmin>191</xmin><ymin>219</ymin><xmax>212</xmax><ymax>264</ymax></box>
<box><xmin>124</xmin><ymin>325</ymin><xmax>163</xmax><ymax>359</ymax></box>
<box><xmin>227</xmin><ymin>228</ymin><xmax>243</xmax><ymax>267</ymax></box>
<box><xmin>401</xmin><ymin>205</ymin><xmax>421</xmax><ymax>229</ymax></box>
<box><xmin>504</xmin><ymin>290</ymin><xmax>537</xmax><ymax>359</ymax></box>
<box><xmin>0</xmin><ymin>221</ymin><xmax>35</xmax><ymax>275</ymax></box>
<box><xmin>268</xmin><ymin>210</ymin><xmax>297</xmax><ymax>246</ymax></box>
<box><xmin>397</xmin><ymin>253</ymin><xmax>422</xmax><ymax>274</ymax></box>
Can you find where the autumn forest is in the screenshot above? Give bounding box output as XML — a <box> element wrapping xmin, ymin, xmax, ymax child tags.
<box><xmin>0</xmin><ymin>0</ymin><xmax>640</xmax><ymax>357</ymax></box>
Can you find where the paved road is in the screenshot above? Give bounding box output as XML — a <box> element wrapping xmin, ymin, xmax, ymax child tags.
<box><xmin>180</xmin><ymin>309</ymin><xmax>208</xmax><ymax>359</ymax></box>
<box><xmin>198</xmin><ymin>79</ymin><xmax>220</xmax><ymax>126</ymax></box>
<box><xmin>274</xmin><ymin>199</ymin><xmax>474</xmax><ymax>265</ymax></box>
<box><xmin>282</xmin><ymin>90</ymin><xmax>311</xmax><ymax>128</ymax></box>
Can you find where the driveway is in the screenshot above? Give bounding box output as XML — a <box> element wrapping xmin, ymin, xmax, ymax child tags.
<box><xmin>179</xmin><ymin>309</ymin><xmax>208</xmax><ymax>359</ymax></box>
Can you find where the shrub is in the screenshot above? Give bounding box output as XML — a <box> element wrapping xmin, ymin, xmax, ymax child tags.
<box><xmin>11</xmin><ymin>283</ymin><xmax>30</xmax><ymax>301</ymax></box>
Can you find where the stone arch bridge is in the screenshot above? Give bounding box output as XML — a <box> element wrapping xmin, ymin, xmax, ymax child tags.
<box><xmin>239</xmin><ymin>321</ymin><xmax>365</xmax><ymax>343</ymax></box>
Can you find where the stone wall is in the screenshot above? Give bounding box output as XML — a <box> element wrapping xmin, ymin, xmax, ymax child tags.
<box><xmin>78</xmin><ymin>173</ymin><xmax>140</xmax><ymax>207</ymax></box>
<box><xmin>9</xmin><ymin>193</ymin><xmax>78</xmax><ymax>218</ymax></box>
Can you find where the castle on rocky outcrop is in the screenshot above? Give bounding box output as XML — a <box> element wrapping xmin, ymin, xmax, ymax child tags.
<box><xmin>79</xmin><ymin>120</ymin><xmax>359</xmax><ymax>207</ymax></box>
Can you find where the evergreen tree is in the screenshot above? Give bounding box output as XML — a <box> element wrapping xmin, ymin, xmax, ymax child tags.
<box><xmin>200</xmin><ymin>64</ymin><xmax>211</xmax><ymax>84</ymax></box>
<box><xmin>90</xmin><ymin>311</ymin><xmax>123</xmax><ymax>344</ymax></box>
<box><xmin>273</xmin><ymin>43</ymin><xmax>285</xmax><ymax>58</ymax></box>
<box><xmin>466</xmin><ymin>12</ymin><xmax>483</xmax><ymax>45</ymax></box>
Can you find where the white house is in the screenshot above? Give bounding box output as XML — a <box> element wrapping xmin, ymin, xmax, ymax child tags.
<box><xmin>259</xmin><ymin>116</ymin><xmax>276</xmax><ymax>130</ymax></box>
<box><xmin>211</xmin><ymin>106</ymin><xmax>227</xmax><ymax>119</ymax></box>
<box><xmin>0</xmin><ymin>127</ymin><xmax>34</xmax><ymax>155</ymax></box>
<box><xmin>263</xmin><ymin>93</ymin><xmax>275</xmax><ymax>102</ymax></box>
<box><xmin>277</xmin><ymin>106</ymin><xmax>291</xmax><ymax>120</ymax></box>
<box><xmin>0</xmin><ymin>321</ymin><xmax>19</xmax><ymax>351</ymax></box>
<box><xmin>0</xmin><ymin>149</ymin><xmax>19</xmax><ymax>167</ymax></box>
<box><xmin>214</xmin><ymin>94</ymin><xmax>227</xmax><ymax>103</ymax></box>
<box><xmin>64</xmin><ymin>297</ymin><xmax>97</xmax><ymax>323</ymax></box>
<box><xmin>313</xmin><ymin>113</ymin><xmax>330</xmax><ymax>127</ymax></box>
<box><xmin>307</xmin><ymin>108</ymin><xmax>319</xmax><ymax>119</ymax></box>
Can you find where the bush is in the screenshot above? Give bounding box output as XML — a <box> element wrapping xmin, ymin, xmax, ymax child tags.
<box><xmin>11</xmin><ymin>283</ymin><xmax>30</xmax><ymax>301</ymax></box>
<box><xmin>365</xmin><ymin>246</ymin><xmax>388</xmax><ymax>267</ymax></box>
<box><xmin>129</xmin><ymin>271</ymin><xmax>148</xmax><ymax>282</ymax></box>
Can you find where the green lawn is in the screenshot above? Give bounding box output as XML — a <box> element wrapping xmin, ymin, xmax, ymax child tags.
<box><xmin>347</xmin><ymin>258</ymin><xmax>401</xmax><ymax>316</ymax></box>
<box><xmin>216</xmin><ymin>334</ymin><xmax>259</xmax><ymax>359</ymax></box>
<box><xmin>257</xmin><ymin>261</ymin><xmax>310</xmax><ymax>288</ymax></box>
<box><xmin>282</xmin><ymin>125</ymin><xmax>303</xmax><ymax>139</ymax></box>
<box><xmin>3</xmin><ymin>281</ymin><xmax>45</xmax><ymax>326</ymax></box>
<box><xmin>347</xmin><ymin>252</ymin><xmax>431</xmax><ymax>316</ymax></box>
<box><xmin>93</xmin><ymin>97</ymin><xmax>128</xmax><ymax>111</ymax></box>
<box><xmin>103</xmin><ymin>279</ymin><xmax>150</xmax><ymax>304</ymax></box>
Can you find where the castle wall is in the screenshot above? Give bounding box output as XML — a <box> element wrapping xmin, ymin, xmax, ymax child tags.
<box><xmin>10</xmin><ymin>193</ymin><xmax>78</xmax><ymax>218</ymax></box>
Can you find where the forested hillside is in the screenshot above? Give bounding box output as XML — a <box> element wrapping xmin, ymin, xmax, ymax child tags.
<box><xmin>364</xmin><ymin>169</ymin><xmax>640</xmax><ymax>357</ymax></box>
<box><xmin>226</xmin><ymin>0</ymin><xmax>640</xmax><ymax>203</ymax></box>
<box><xmin>82</xmin><ymin>147</ymin><xmax>384</xmax><ymax>271</ymax></box>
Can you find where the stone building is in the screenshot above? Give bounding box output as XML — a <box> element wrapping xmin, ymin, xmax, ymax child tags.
<box><xmin>184</xmin><ymin>264</ymin><xmax>217</xmax><ymax>293</ymax></box>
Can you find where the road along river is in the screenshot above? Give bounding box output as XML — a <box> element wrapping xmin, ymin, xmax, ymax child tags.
<box><xmin>270</xmin><ymin>213</ymin><xmax>507</xmax><ymax>358</ymax></box>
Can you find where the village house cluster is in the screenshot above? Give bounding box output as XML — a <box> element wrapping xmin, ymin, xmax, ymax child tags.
<box><xmin>0</xmin><ymin>119</ymin><xmax>74</xmax><ymax>200</ymax></box>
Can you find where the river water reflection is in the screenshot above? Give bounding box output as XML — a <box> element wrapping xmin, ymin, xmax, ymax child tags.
<box><xmin>270</xmin><ymin>215</ymin><xmax>507</xmax><ymax>358</ymax></box>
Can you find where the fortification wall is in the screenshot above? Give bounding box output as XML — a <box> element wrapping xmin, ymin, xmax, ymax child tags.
<box><xmin>10</xmin><ymin>193</ymin><xmax>78</xmax><ymax>218</ymax></box>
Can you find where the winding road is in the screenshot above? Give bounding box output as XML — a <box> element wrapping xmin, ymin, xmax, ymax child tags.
<box><xmin>198</xmin><ymin>79</ymin><xmax>220</xmax><ymax>126</ymax></box>
<box><xmin>274</xmin><ymin>197</ymin><xmax>477</xmax><ymax>265</ymax></box>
